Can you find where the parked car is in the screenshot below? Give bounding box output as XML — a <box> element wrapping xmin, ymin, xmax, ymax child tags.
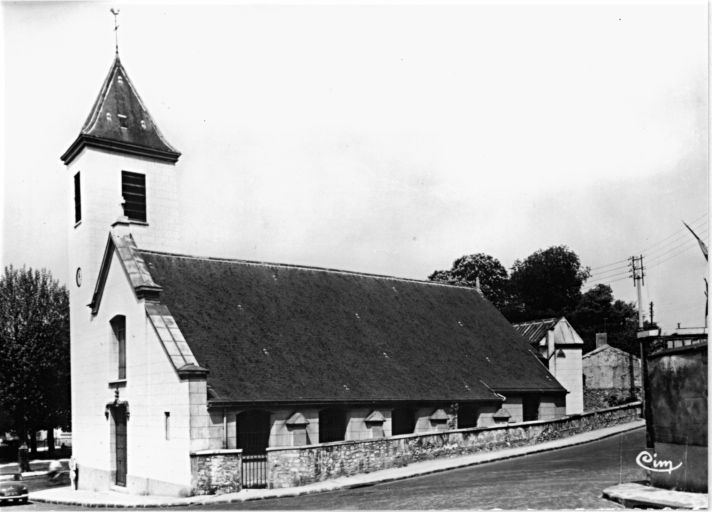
<box><xmin>0</xmin><ymin>481</ymin><xmax>28</xmax><ymax>504</ymax></box>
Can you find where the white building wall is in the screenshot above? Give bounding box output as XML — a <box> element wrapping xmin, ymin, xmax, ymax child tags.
<box><xmin>552</xmin><ymin>347</ymin><xmax>584</xmax><ymax>414</ymax></box>
<box><xmin>476</xmin><ymin>405</ymin><xmax>499</xmax><ymax>427</ymax></box>
<box><xmin>501</xmin><ymin>397</ymin><xmax>523</xmax><ymax>423</ymax></box>
<box><xmin>70</xmin><ymin>250</ymin><xmax>194</xmax><ymax>495</ymax></box>
<box><xmin>67</xmin><ymin>147</ymin><xmax>194</xmax><ymax>495</ymax></box>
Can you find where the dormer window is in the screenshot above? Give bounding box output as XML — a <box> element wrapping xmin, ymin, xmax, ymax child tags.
<box><xmin>106</xmin><ymin>112</ymin><xmax>112</xmax><ymax>122</ymax></box>
<box><xmin>117</xmin><ymin>75</ymin><xmax>124</xmax><ymax>85</ymax></box>
<box><xmin>140</xmin><ymin>120</ymin><xmax>147</xmax><ymax>130</ymax></box>
<box><xmin>118</xmin><ymin>114</ymin><xmax>128</xmax><ymax>129</ymax></box>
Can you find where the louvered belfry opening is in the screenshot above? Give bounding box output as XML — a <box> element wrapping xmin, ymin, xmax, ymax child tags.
<box><xmin>121</xmin><ymin>170</ymin><xmax>146</xmax><ymax>222</ymax></box>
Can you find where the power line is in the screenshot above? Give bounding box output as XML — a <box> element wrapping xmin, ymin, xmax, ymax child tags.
<box><xmin>586</xmin><ymin>211</ymin><xmax>707</xmax><ymax>273</ymax></box>
<box><xmin>588</xmin><ymin>265</ymin><xmax>631</xmax><ymax>281</ymax></box>
<box><xmin>643</xmin><ymin>224</ymin><xmax>708</xmax><ymax>259</ymax></box>
<box><xmin>589</xmin><ymin>258</ymin><xmax>630</xmax><ymax>272</ymax></box>
<box><xmin>646</xmin><ymin>243</ymin><xmax>700</xmax><ymax>271</ymax></box>
<box><xmin>585</xmin><ymin>272</ymin><xmax>632</xmax><ymax>287</ymax></box>
<box><xmin>582</xmin><ymin>275</ymin><xmax>630</xmax><ymax>291</ymax></box>
<box><xmin>639</xmin><ymin>212</ymin><xmax>707</xmax><ymax>254</ymax></box>
<box><xmin>645</xmin><ymin>236</ymin><xmax>703</xmax><ymax>265</ymax></box>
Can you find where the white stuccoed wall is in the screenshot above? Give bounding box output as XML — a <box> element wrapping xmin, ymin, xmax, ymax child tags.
<box><xmin>70</xmin><ymin>249</ymin><xmax>195</xmax><ymax>495</ymax></box>
<box><xmin>66</xmin><ymin>147</ymin><xmax>198</xmax><ymax>495</ymax></box>
<box><xmin>553</xmin><ymin>347</ymin><xmax>584</xmax><ymax>414</ymax></box>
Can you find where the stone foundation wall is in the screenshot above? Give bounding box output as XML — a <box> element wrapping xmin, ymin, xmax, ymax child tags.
<box><xmin>584</xmin><ymin>387</ymin><xmax>641</xmax><ymax>411</ymax></box>
<box><xmin>190</xmin><ymin>449</ymin><xmax>242</xmax><ymax>495</ymax></box>
<box><xmin>267</xmin><ymin>402</ymin><xmax>641</xmax><ymax>489</ymax></box>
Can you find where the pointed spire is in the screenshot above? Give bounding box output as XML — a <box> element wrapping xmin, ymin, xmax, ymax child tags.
<box><xmin>61</xmin><ymin>55</ymin><xmax>180</xmax><ymax>164</ymax></box>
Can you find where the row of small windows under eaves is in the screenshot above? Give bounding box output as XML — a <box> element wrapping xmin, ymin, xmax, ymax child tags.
<box><xmin>73</xmin><ymin>171</ymin><xmax>146</xmax><ymax>224</ymax></box>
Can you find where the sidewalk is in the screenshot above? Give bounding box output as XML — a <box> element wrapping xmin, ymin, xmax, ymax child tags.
<box><xmin>603</xmin><ymin>482</ymin><xmax>708</xmax><ymax>510</ymax></box>
<box><xmin>31</xmin><ymin>421</ymin><xmax>644</xmax><ymax>508</ymax></box>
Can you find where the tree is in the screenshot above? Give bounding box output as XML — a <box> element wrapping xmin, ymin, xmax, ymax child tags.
<box><xmin>570</xmin><ymin>284</ymin><xmax>653</xmax><ymax>355</ymax></box>
<box><xmin>509</xmin><ymin>245</ymin><xmax>590</xmax><ymax>321</ymax></box>
<box><xmin>428</xmin><ymin>253</ymin><xmax>510</xmax><ymax>311</ymax></box>
<box><xmin>0</xmin><ymin>266</ymin><xmax>70</xmax><ymax>456</ymax></box>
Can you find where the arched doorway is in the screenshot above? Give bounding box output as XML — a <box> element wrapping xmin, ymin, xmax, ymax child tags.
<box><xmin>236</xmin><ymin>410</ymin><xmax>271</xmax><ymax>488</ymax></box>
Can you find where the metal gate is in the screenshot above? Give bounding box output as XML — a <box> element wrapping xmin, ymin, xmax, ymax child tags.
<box><xmin>241</xmin><ymin>453</ymin><xmax>267</xmax><ymax>488</ymax></box>
<box><xmin>237</xmin><ymin>410</ymin><xmax>270</xmax><ymax>489</ymax></box>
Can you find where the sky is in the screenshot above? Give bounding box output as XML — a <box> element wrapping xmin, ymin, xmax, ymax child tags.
<box><xmin>1</xmin><ymin>0</ymin><xmax>709</xmax><ymax>331</ymax></box>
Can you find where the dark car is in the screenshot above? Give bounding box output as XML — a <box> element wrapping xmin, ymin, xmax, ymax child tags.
<box><xmin>0</xmin><ymin>481</ymin><xmax>28</xmax><ymax>505</ymax></box>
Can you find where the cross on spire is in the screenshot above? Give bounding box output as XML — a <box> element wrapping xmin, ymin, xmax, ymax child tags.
<box><xmin>110</xmin><ymin>8</ymin><xmax>120</xmax><ymax>55</ymax></box>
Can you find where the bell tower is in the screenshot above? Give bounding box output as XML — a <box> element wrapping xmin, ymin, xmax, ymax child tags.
<box><xmin>61</xmin><ymin>51</ymin><xmax>182</xmax><ymax>451</ymax></box>
<box><xmin>61</xmin><ymin>52</ymin><xmax>182</xmax><ymax>309</ymax></box>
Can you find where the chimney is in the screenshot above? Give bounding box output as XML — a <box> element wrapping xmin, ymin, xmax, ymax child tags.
<box><xmin>595</xmin><ymin>332</ymin><xmax>608</xmax><ymax>348</ymax></box>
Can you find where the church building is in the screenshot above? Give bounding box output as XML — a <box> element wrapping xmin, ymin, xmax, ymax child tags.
<box><xmin>62</xmin><ymin>53</ymin><xmax>566</xmax><ymax>496</ymax></box>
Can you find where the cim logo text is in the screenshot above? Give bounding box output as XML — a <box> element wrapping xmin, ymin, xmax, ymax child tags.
<box><xmin>635</xmin><ymin>450</ymin><xmax>682</xmax><ymax>474</ymax></box>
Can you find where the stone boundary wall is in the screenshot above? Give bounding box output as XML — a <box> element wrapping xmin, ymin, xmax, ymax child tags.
<box><xmin>267</xmin><ymin>402</ymin><xmax>641</xmax><ymax>489</ymax></box>
<box><xmin>584</xmin><ymin>387</ymin><xmax>641</xmax><ymax>411</ymax></box>
<box><xmin>190</xmin><ymin>449</ymin><xmax>242</xmax><ymax>495</ymax></box>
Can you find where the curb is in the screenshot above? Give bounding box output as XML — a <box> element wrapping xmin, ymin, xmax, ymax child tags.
<box><xmin>602</xmin><ymin>483</ymin><xmax>709</xmax><ymax>510</ymax></box>
<box><xmin>30</xmin><ymin>421</ymin><xmax>645</xmax><ymax>508</ymax></box>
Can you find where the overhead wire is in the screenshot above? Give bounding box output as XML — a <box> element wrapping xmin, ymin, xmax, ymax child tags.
<box><xmin>586</xmin><ymin>211</ymin><xmax>708</xmax><ymax>275</ymax></box>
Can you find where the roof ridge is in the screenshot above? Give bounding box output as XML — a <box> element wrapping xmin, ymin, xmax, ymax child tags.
<box><xmin>137</xmin><ymin>248</ymin><xmax>481</xmax><ymax>291</ymax></box>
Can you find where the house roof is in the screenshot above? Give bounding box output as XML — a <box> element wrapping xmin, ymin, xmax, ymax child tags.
<box><xmin>512</xmin><ymin>317</ymin><xmax>584</xmax><ymax>347</ymax></box>
<box><xmin>61</xmin><ymin>56</ymin><xmax>180</xmax><ymax>164</ymax></box>
<box><xmin>582</xmin><ymin>343</ymin><xmax>639</xmax><ymax>360</ymax></box>
<box><xmin>512</xmin><ymin>318</ymin><xmax>559</xmax><ymax>345</ymax></box>
<box><xmin>127</xmin><ymin>249</ymin><xmax>565</xmax><ymax>405</ymax></box>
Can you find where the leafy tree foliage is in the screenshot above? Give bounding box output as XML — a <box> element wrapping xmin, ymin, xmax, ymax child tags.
<box><xmin>428</xmin><ymin>253</ymin><xmax>510</xmax><ymax>311</ymax></box>
<box><xmin>429</xmin><ymin>247</ymin><xmax>647</xmax><ymax>355</ymax></box>
<box><xmin>0</xmin><ymin>266</ymin><xmax>70</xmax><ymax>455</ymax></box>
<box><xmin>509</xmin><ymin>245</ymin><xmax>591</xmax><ymax>321</ymax></box>
<box><xmin>571</xmin><ymin>284</ymin><xmax>654</xmax><ymax>355</ymax></box>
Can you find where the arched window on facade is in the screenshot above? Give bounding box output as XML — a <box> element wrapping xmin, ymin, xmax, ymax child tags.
<box><xmin>110</xmin><ymin>315</ymin><xmax>126</xmax><ymax>380</ymax></box>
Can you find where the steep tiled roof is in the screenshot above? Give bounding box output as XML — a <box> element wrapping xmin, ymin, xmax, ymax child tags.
<box><xmin>137</xmin><ymin>250</ymin><xmax>565</xmax><ymax>404</ymax></box>
<box><xmin>90</xmin><ymin>233</ymin><xmax>206</xmax><ymax>378</ymax></box>
<box><xmin>61</xmin><ymin>56</ymin><xmax>180</xmax><ymax>164</ymax></box>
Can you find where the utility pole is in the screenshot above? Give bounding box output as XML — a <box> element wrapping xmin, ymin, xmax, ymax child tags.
<box><xmin>629</xmin><ymin>255</ymin><xmax>645</xmax><ymax>329</ymax></box>
<box><xmin>649</xmin><ymin>301</ymin><xmax>654</xmax><ymax>326</ymax></box>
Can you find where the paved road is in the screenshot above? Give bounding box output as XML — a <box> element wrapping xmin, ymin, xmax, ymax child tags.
<box><xmin>23</xmin><ymin>428</ymin><xmax>647</xmax><ymax>510</ymax></box>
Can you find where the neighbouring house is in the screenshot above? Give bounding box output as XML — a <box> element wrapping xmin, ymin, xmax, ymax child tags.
<box><xmin>62</xmin><ymin>53</ymin><xmax>567</xmax><ymax>496</ymax></box>
<box><xmin>582</xmin><ymin>333</ymin><xmax>641</xmax><ymax>411</ymax></box>
<box><xmin>512</xmin><ymin>317</ymin><xmax>584</xmax><ymax>415</ymax></box>
<box><xmin>637</xmin><ymin>328</ymin><xmax>707</xmax><ymax>493</ymax></box>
